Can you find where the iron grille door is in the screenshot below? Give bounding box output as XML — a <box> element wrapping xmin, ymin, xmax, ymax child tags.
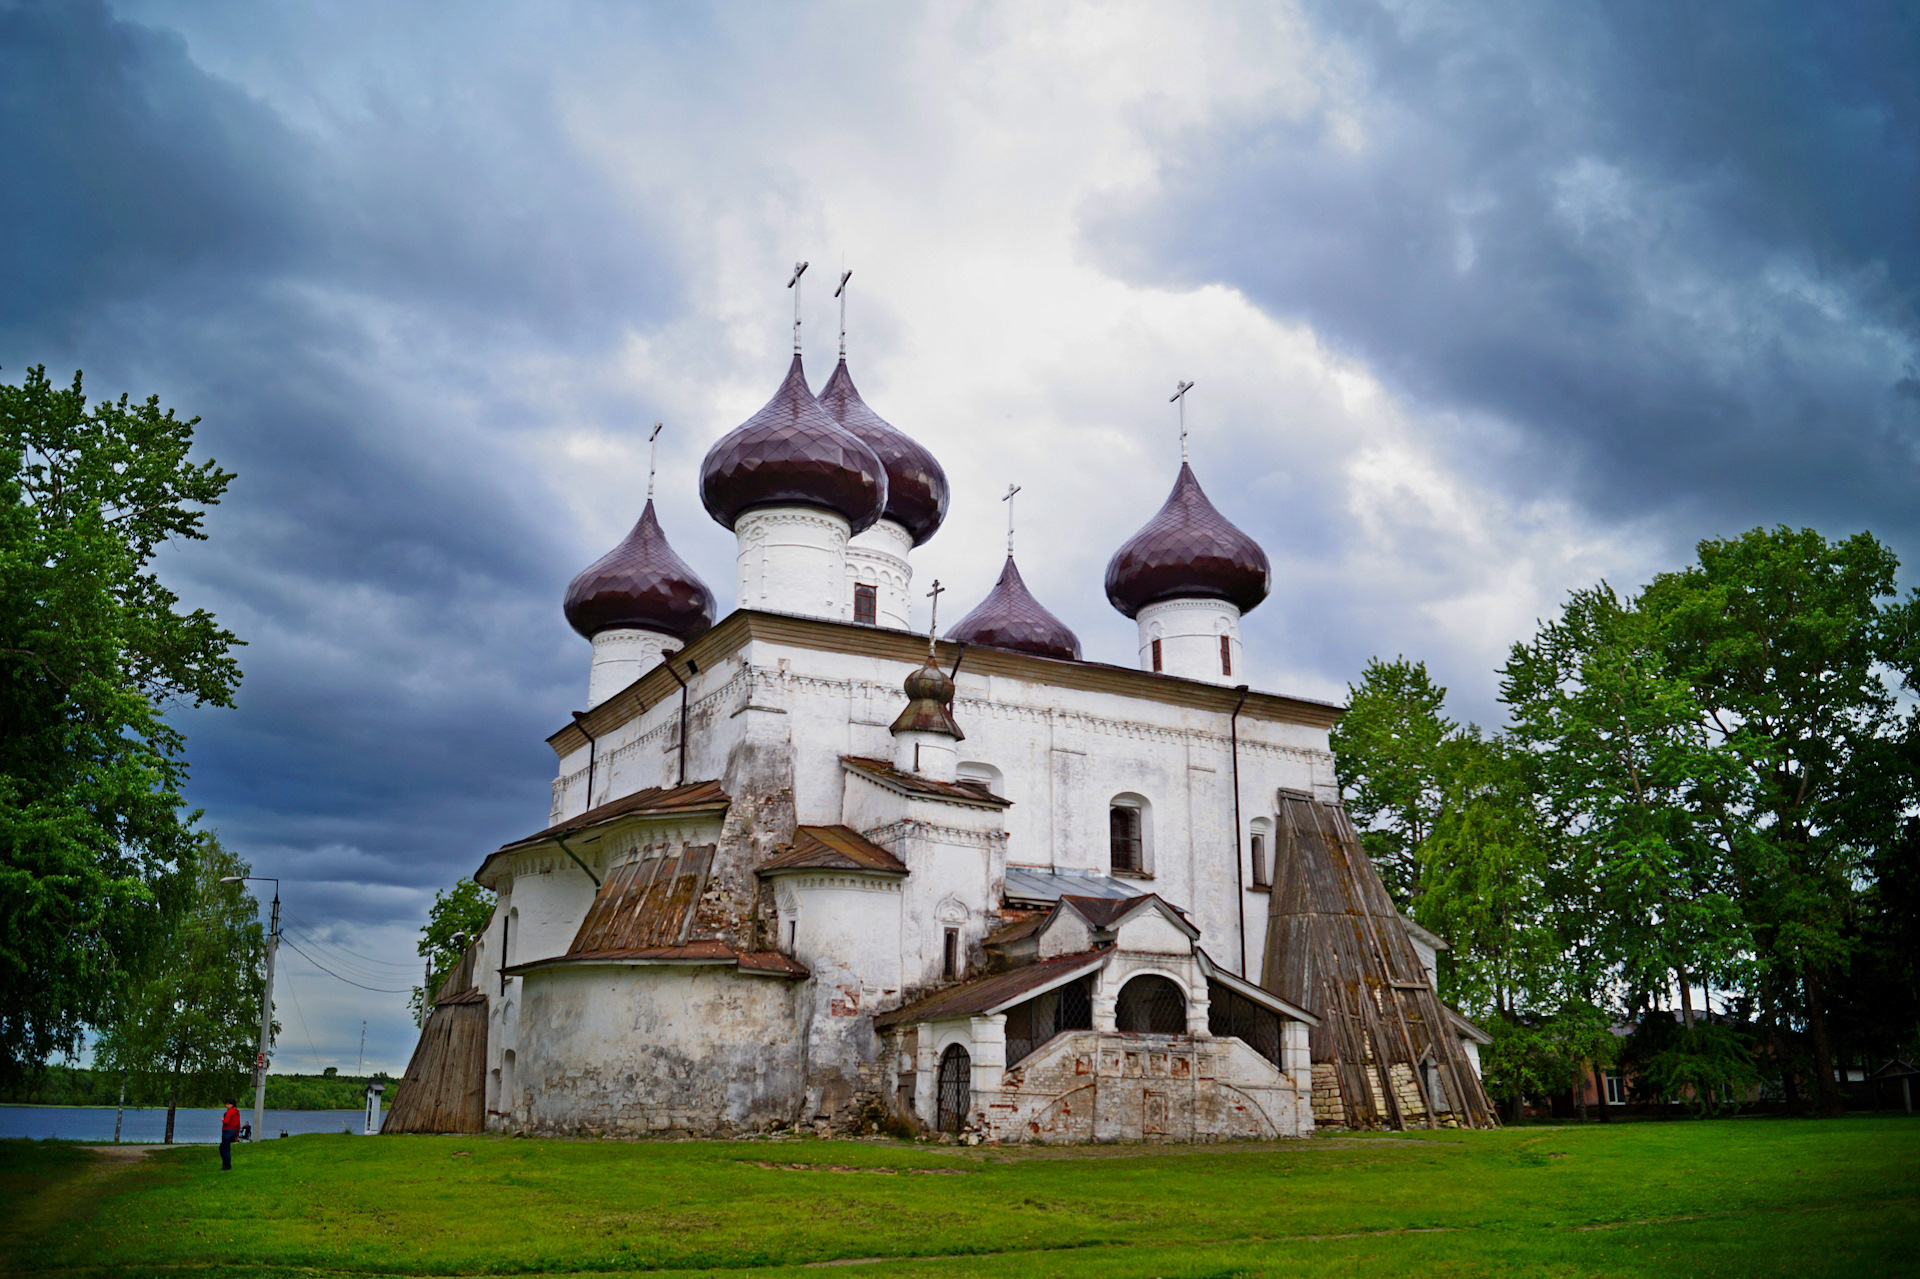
<box><xmin>937</xmin><ymin>1045</ymin><xmax>971</xmax><ymax>1133</ymax></box>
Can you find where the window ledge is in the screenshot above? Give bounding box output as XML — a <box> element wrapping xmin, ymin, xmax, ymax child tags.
<box><xmin>1110</xmin><ymin>869</ymin><xmax>1154</xmax><ymax>881</ymax></box>
<box><xmin>1245</xmin><ymin>884</ymin><xmax>1271</xmax><ymax>893</ymax></box>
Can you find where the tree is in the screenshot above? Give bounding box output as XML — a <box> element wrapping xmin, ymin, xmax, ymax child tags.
<box><xmin>1643</xmin><ymin>527</ymin><xmax>1902</xmax><ymax>1116</ymax></box>
<box><xmin>92</xmin><ymin>835</ymin><xmax>267</xmax><ymax>1143</ymax></box>
<box><xmin>1331</xmin><ymin>656</ymin><xmax>1456</xmax><ymax>904</ymax></box>
<box><xmin>410</xmin><ymin>877</ymin><xmax>494</xmax><ymax>1025</ymax></box>
<box><xmin>0</xmin><ymin>367</ymin><xmax>239</xmax><ymax>1085</ymax></box>
<box><xmin>1501</xmin><ymin>584</ymin><xmax>1749</xmax><ymax>1024</ymax></box>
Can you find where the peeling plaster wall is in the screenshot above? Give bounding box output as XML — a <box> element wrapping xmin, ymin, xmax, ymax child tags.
<box><xmin>509</xmin><ymin>965</ymin><xmax>804</xmax><ymax>1135</ymax></box>
<box><xmin>975</xmin><ymin>1030</ymin><xmax>1307</xmax><ymax>1143</ymax></box>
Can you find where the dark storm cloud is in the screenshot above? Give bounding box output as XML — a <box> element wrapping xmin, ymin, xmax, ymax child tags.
<box><xmin>2</xmin><ymin>0</ymin><xmax>690</xmax><ymax>1064</ymax></box>
<box><xmin>1091</xmin><ymin>0</ymin><xmax>1920</xmax><ymax>542</ymax></box>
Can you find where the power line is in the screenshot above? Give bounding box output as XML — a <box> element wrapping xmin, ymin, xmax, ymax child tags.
<box><xmin>280</xmin><ymin>912</ymin><xmax>422</xmax><ymax>970</ymax></box>
<box><xmin>281</xmin><ymin>970</ymin><xmax>327</xmax><ymax>1071</ymax></box>
<box><xmin>279</xmin><ymin>938</ymin><xmax>413</xmax><ymax>994</ymax></box>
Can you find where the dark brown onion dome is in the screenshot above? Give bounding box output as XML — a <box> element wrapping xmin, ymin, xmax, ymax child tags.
<box><xmin>946</xmin><ymin>556</ymin><xmax>1082</xmax><ymax>661</ymax></box>
<box><xmin>817</xmin><ymin>358</ymin><xmax>949</xmax><ymax>545</ymax></box>
<box><xmin>1104</xmin><ymin>463</ymin><xmax>1271</xmax><ymax>618</ymax></box>
<box><xmin>889</xmin><ymin>659</ymin><xmax>964</xmax><ymax>739</ymax></box>
<box><xmin>563</xmin><ymin>499</ymin><xmax>716</xmax><ymax>641</ymax></box>
<box><xmin>700</xmin><ymin>354</ymin><xmax>887</xmax><ymax>534</ymax></box>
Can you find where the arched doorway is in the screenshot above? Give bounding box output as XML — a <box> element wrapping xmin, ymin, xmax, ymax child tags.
<box><xmin>936</xmin><ymin>1044</ymin><xmax>971</xmax><ymax>1133</ymax></box>
<box><xmin>1115</xmin><ymin>974</ymin><xmax>1187</xmax><ymax>1034</ymax></box>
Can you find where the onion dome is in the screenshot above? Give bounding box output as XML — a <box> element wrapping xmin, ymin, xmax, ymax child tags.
<box><xmin>817</xmin><ymin>359</ymin><xmax>949</xmax><ymax>545</ymax></box>
<box><xmin>700</xmin><ymin>355</ymin><xmax>887</xmax><ymax>534</ymax></box>
<box><xmin>889</xmin><ymin>660</ymin><xmax>964</xmax><ymax>739</ymax></box>
<box><xmin>564</xmin><ymin>500</ymin><xmax>717</xmax><ymax>640</ymax></box>
<box><xmin>947</xmin><ymin>556</ymin><xmax>1082</xmax><ymax>661</ymax></box>
<box><xmin>1104</xmin><ymin>463</ymin><xmax>1271</xmax><ymax>618</ymax></box>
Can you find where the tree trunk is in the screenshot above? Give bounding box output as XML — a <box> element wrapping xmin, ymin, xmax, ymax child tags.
<box><xmin>114</xmin><ymin>1075</ymin><xmax>126</xmax><ymax>1144</ymax></box>
<box><xmin>1780</xmin><ymin>1022</ymin><xmax>1802</xmax><ymax>1115</ymax></box>
<box><xmin>164</xmin><ymin>1071</ymin><xmax>178</xmax><ymax>1145</ymax></box>
<box><xmin>1593</xmin><ymin>1063</ymin><xmax>1610</xmax><ymax>1122</ymax></box>
<box><xmin>1678</xmin><ymin>970</ymin><xmax>1696</xmax><ymax>1030</ymax></box>
<box><xmin>1803</xmin><ymin>962</ymin><xmax>1844</xmax><ymax>1118</ymax></box>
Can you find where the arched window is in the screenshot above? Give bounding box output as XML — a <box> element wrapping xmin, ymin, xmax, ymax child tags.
<box><xmin>1115</xmin><ymin>974</ymin><xmax>1187</xmax><ymax>1035</ymax></box>
<box><xmin>936</xmin><ymin>1044</ymin><xmax>971</xmax><ymax>1133</ymax></box>
<box><xmin>1248</xmin><ymin>816</ymin><xmax>1273</xmax><ymax>889</ymax></box>
<box><xmin>1109</xmin><ymin>793</ymin><xmax>1152</xmax><ymax>876</ymax></box>
<box><xmin>956</xmin><ymin>761</ymin><xmax>1004</xmax><ymax>797</ymax></box>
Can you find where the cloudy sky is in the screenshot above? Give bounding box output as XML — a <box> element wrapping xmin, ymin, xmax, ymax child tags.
<box><xmin>7</xmin><ymin>0</ymin><xmax>1914</xmax><ymax>1073</ymax></box>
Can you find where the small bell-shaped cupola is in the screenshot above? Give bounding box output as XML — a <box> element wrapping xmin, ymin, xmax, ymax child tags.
<box><xmin>890</xmin><ymin>583</ymin><xmax>963</xmax><ymax>781</ymax></box>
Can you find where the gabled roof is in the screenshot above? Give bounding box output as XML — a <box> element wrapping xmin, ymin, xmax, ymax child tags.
<box><xmin>1055</xmin><ymin>892</ymin><xmax>1197</xmax><ymax>939</ymax></box>
<box><xmin>496</xmin><ymin>779</ymin><xmax>730</xmax><ymax>855</ymax></box>
<box><xmin>840</xmin><ymin>756</ymin><xmax>1011</xmax><ymax>808</ymax></box>
<box><xmin>1447</xmin><ymin>1006</ymin><xmax>1493</xmax><ymax>1045</ymax></box>
<box><xmin>873</xmin><ymin>950</ymin><xmax>1109</xmax><ymax>1029</ymax></box>
<box><xmin>1195</xmin><ymin>950</ymin><xmax>1319</xmax><ymax>1025</ymax></box>
<box><xmin>759</xmin><ymin>825</ymin><xmax>908</xmax><ymax>875</ymax></box>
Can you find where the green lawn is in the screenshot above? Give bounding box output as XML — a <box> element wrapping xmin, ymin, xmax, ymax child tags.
<box><xmin>4</xmin><ymin>1116</ymin><xmax>1915</xmax><ymax>1277</ymax></box>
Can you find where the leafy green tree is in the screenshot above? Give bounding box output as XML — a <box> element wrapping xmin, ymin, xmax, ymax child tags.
<box><xmin>410</xmin><ymin>877</ymin><xmax>495</xmax><ymax>1025</ymax></box>
<box><xmin>1478</xmin><ymin>1001</ymin><xmax>1617</xmax><ymax>1123</ymax></box>
<box><xmin>92</xmin><ymin>835</ymin><xmax>267</xmax><ymax>1143</ymax></box>
<box><xmin>1332</xmin><ymin>657</ymin><xmax>1456</xmax><ymax>904</ymax></box>
<box><xmin>1501</xmin><ymin>584</ymin><xmax>1749</xmax><ymax>1023</ymax></box>
<box><xmin>1415</xmin><ymin>730</ymin><xmax>1560</xmax><ymax>1019</ymax></box>
<box><xmin>1643</xmin><ymin>526</ymin><xmax>1902</xmax><ymax>1116</ymax></box>
<box><xmin>1622</xmin><ymin>1016</ymin><xmax>1762</xmax><ymax>1117</ymax></box>
<box><xmin>0</xmin><ymin>367</ymin><xmax>239</xmax><ymax>1085</ymax></box>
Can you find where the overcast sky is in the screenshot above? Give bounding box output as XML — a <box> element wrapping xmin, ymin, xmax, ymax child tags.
<box><xmin>6</xmin><ymin>0</ymin><xmax>1914</xmax><ymax>1074</ymax></box>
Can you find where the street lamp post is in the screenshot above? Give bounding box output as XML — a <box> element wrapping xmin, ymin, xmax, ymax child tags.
<box><xmin>222</xmin><ymin>876</ymin><xmax>279</xmax><ymax>1142</ymax></box>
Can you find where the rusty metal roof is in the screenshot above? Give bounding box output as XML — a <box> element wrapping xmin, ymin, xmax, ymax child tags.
<box><xmin>759</xmin><ymin>825</ymin><xmax>909</xmax><ymax>875</ymax></box>
<box><xmin>495</xmin><ymin>779</ymin><xmax>729</xmax><ymax>854</ymax></box>
<box><xmin>873</xmin><ymin>950</ymin><xmax>1109</xmax><ymax>1029</ymax></box>
<box><xmin>506</xmin><ymin>940</ymin><xmax>808</xmax><ymax>980</ymax></box>
<box><xmin>1003</xmin><ymin>866</ymin><xmax>1162</xmax><ymax>907</ymax></box>
<box><xmin>841</xmin><ymin>756</ymin><xmax>1011</xmax><ymax>807</ymax></box>
<box><xmin>568</xmin><ymin>846</ymin><xmax>714</xmax><ymax>953</ymax></box>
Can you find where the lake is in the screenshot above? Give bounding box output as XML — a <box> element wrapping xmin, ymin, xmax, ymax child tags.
<box><xmin>0</xmin><ymin>1105</ymin><xmax>377</xmax><ymax>1143</ymax></box>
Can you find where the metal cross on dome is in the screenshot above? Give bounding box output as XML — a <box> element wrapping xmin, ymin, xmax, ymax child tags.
<box><xmin>1003</xmin><ymin>483</ymin><xmax>1021</xmax><ymax>556</ymax></box>
<box><xmin>646</xmin><ymin>422</ymin><xmax>663</xmax><ymax>501</ymax></box>
<box><xmin>1171</xmin><ymin>379</ymin><xmax>1196</xmax><ymax>463</ymax></box>
<box><xmin>925</xmin><ymin>579</ymin><xmax>944</xmax><ymax>659</ymax></box>
<box><xmin>835</xmin><ymin>269</ymin><xmax>853</xmax><ymax>358</ymax></box>
<box><xmin>788</xmin><ymin>261</ymin><xmax>809</xmax><ymax>354</ymax></box>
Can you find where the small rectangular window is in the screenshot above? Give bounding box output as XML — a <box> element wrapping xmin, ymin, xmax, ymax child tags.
<box><xmin>942</xmin><ymin>928</ymin><xmax>959</xmax><ymax>980</ymax></box>
<box><xmin>853</xmin><ymin>583</ymin><xmax>878</xmax><ymax>626</ymax></box>
<box><xmin>787</xmin><ymin>919</ymin><xmax>797</xmax><ymax>953</ymax></box>
<box><xmin>1150</xmin><ymin>638</ymin><xmax>1163</xmax><ymax>672</ymax></box>
<box><xmin>1110</xmin><ymin>806</ymin><xmax>1142</xmax><ymax>874</ymax></box>
<box><xmin>1220</xmin><ymin>635</ymin><xmax>1232</xmax><ymax>676</ymax></box>
<box><xmin>1605</xmin><ymin>1071</ymin><xmax>1626</xmax><ymax>1105</ymax></box>
<box><xmin>1250</xmin><ymin>834</ymin><xmax>1268</xmax><ymax>887</ymax></box>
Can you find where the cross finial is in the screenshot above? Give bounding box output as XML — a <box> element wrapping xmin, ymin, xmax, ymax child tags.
<box><xmin>1171</xmin><ymin>380</ymin><xmax>1196</xmax><ymax>463</ymax></box>
<box><xmin>646</xmin><ymin>422</ymin><xmax>663</xmax><ymax>501</ymax></box>
<box><xmin>835</xmin><ymin>269</ymin><xmax>852</xmax><ymax>358</ymax></box>
<box><xmin>925</xmin><ymin>579</ymin><xmax>944</xmax><ymax>658</ymax></box>
<box><xmin>788</xmin><ymin>261</ymin><xmax>809</xmax><ymax>354</ymax></box>
<box><xmin>1002</xmin><ymin>483</ymin><xmax>1021</xmax><ymax>556</ymax></box>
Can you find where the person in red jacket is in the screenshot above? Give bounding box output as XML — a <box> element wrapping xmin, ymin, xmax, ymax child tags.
<box><xmin>220</xmin><ymin>1100</ymin><xmax>241</xmax><ymax>1170</ymax></box>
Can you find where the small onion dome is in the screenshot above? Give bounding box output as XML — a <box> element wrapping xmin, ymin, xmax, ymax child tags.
<box><xmin>817</xmin><ymin>358</ymin><xmax>949</xmax><ymax>545</ymax></box>
<box><xmin>1104</xmin><ymin>463</ymin><xmax>1271</xmax><ymax>618</ymax></box>
<box><xmin>889</xmin><ymin>659</ymin><xmax>964</xmax><ymax>739</ymax></box>
<box><xmin>563</xmin><ymin>499</ymin><xmax>716</xmax><ymax>641</ymax></box>
<box><xmin>946</xmin><ymin>556</ymin><xmax>1082</xmax><ymax>661</ymax></box>
<box><xmin>700</xmin><ymin>354</ymin><xmax>887</xmax><ymax>534</ymax></box>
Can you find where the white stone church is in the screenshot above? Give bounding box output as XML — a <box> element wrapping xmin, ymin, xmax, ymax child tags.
<box><xmin>388</xmin><ymin>309</ymin><xmax>1495</xmax><ymax>1143</ymax></box>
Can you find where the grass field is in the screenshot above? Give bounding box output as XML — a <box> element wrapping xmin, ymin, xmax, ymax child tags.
<box><xmin>4</xmin><ymin>1116</ymin><xmax>1915</xmax><ymax>1277</ymax></box>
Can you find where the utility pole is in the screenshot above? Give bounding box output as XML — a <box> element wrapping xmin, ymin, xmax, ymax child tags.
<box><xmin>223</xmin><ymin>875</ymin><xmax>279</xmax><ymax>1142</ymax></box>
<box><xmin>358</xmin><ymin>1021</ymin><xmax>366</xmax><ymax>1077</ymax></box>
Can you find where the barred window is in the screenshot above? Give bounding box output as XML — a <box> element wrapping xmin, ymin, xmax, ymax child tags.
<box><xmin>1150</xmin><ymin>637</ymin><xmax>1163</xmax><ymax>671</ymax></box>
<box><xmin>1002</xmin><ymin>977</ymin><xmax>1094</xmax><ymax>1066</ymax></box>
<box><xmin>1208</xmin><ymin>981</ymin><xmax>1282</xmax><ymax>1067</ymax></box>
<box><xmin>853</xmin><ymin>583</ymin><xmax>878</xmax><ymax>626</ymax></box>
<box><xmin>1110</xmin><ymin>806</ymin><xmax>1142</xmax><ymax>874</ymax></box>
<box><xmin>1220</xmin><ymin>635</ymin><xmax>1232</xmax><ymax>676</ymax></box>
